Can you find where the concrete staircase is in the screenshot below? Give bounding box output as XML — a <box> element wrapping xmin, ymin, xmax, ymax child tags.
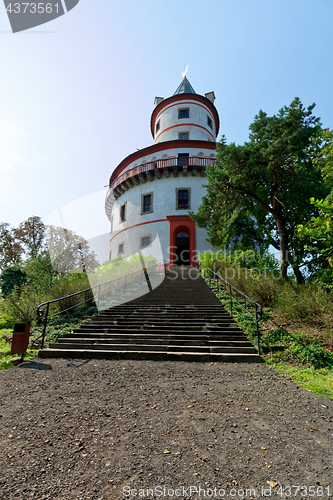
<box><xmin>38</xmin><ymin>267</ymin><xmax>262</xmax><ymax>363</ymax></box>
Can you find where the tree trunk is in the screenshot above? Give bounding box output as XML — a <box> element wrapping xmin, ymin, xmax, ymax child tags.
<box><xmin>274</xmin><ymin>214</ymin><xmax>289</xmax><ymax>278</ymax></box>
<box><xmin>292</xmin><ymin>264</ymin><xmax>304</xmax><ymax>284</ymax></box>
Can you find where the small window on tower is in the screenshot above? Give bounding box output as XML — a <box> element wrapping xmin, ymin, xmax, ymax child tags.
<box><xmin>120</xmin><ymin>203</ymin><xmax>126</xmax><ymax>222</ymax></box>
<box><xmin>207</xmin><ymin>116</ymin><xmax>213</xmax><ymax>129</ymax></box>
<box><xmin>118</xmin><ymin>242</ymin><xmax>124</xmax><ymax>255</ymax></box>
<box><xmin>156</xmin><ymin>120</ymin><xmax>160</xmax><ymax>133</ymax></box>
<box><xmin>140</xmin><ymin>235</ymin><xmax>152</xmax><ymax>248</ymax></box>
<box><xmin>176</xmin><ymin>188</ymin><xmax>191</xmax><ymax>210</ymax></box>
<box><xmin>178</xmin><ymin>132</ymin><xmax>189</xmax><ymax>141</ymax></box>
<box><xmin>178</xmin><ymin>108</ymin><xmax>189</xmax><ymax>119</ymax></box>
<box><xmin>141</xmin><ymin>193</ymin><xmax>153</xmax><ymax>214</ymax></box>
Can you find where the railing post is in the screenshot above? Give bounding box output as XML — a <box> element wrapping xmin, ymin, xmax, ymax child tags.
<box><xmin>256</xmin><ymin>304</ymin><xmax>260</xmax><ymax>355</ymax></box>
<box><xmin>97</xmin><ymin>284</ymin><xmax>101</xmax><ymax>310</ymax></box>
<box><xmin>229</xmin><ymin>283</ymin><xmax>233</xmax><ymax>315</ymax></box>
<box><xmin>41</xmin><ymin>302</ymin><xmax>50</xmax><ymax>349</ymax></box>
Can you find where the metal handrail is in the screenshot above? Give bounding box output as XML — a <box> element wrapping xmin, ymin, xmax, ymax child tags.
<box><xmin>199</xmin><ymin>263</ymin><xmax>263</xmax><ymax>354</ymax></box>
<box><xmin>37</xmin><ymin>265</ymin><xmax>158</xmax><ymax>349</ymax></box>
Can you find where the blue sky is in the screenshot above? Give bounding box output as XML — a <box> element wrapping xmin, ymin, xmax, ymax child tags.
<box><xmin>1</xmin><ymin>0</ymin><xmax>333</xmax><ymax>233</ymax></box>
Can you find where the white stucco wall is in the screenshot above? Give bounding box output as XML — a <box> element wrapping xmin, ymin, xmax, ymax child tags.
<box><xmin>154</xmin><ymin>99</ymin><xmax>216</xmax><ymax>144</ymax></box>
<box><xmin>109</xmin><ymin>221</ymin><xmax>170</xmax><ymax>263</ymax></box>
<box><xmin>109</xmin><ymin>175</ymin><xmax>215</xmax><ymax>264</ymax></box>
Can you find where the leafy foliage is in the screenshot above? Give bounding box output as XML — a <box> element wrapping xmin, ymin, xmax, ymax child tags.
<box><xmin>199</xmin><ymin>251</ymin><xmax>281</xmax><ymax>306</ymax></box>
<box><xmin>0</xmin><ymin>223</ymin><xmax>23</xmax><ymax>270</ymax></box>
<box><xmin>298</xmin><ymin>196</ymin><xmax>333</xmax><ymax>286</ymax></box>
<box><xmin>0</xmin><ymin>266</ymin><xmax>27</xmax><ymax>298</ymax></box>
<box><xmin>200</xmin><ymin>251</ymin><xmax>333</xmax><ymax>370</ymax></box>
<box><xmin>263</xmin><ymin>327</ymin><xmax>333</xmax><ymax>369</ymax></box>
<box><xmin>46</xmin><ymin>225</ymin><xmax>99</xmax><ymax>274</ymax></box>
<box><xmin>192</xmin><ymin>98</ymin><xmax>329</xmax><ymax>282</ymax></box>
<box><xmin>14</xmin><ymin>216</ymin><xmax>45</xmax><ymax>259</ymax></box>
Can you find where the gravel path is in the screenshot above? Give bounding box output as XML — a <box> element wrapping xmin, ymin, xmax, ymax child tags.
<box><xmin>0</xmin><ymin>357</ymin><xmax>332</xmax><ymax>500</ymax></box>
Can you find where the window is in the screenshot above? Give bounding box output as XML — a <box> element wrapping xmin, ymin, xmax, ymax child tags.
<box><xmin>178</xmin><ymin>108</ymin><xmax>189</xmax><ymax>119</ymax></box>
<box><xmin>207</xmin><ymin>116</ymin><xmax>213</xmax><ymax>129</ymax></box>
<box><xmin>156</xmin><ymin>120</ymin><xmax>160</xmax><ymax>133</ymax></box>
<box><xmin>176</xmin><ymin>187</ymin><xmax>191</xmax><ymax>210</ymax></box>
<box><xmin>141</xmin><ymin>192</ymin><xmax>153</xmax><ymax>214</ymax></box>
<box><xmin>140</xmin><ymin>235</ymin><xmax>151</xmax><ymax>248</ymax></box>
<box><xmin>120</xmin><ymin>203</ymin><xmax>126</xmax><ymax>222</ymax></box>
<box><xmin>178</xmin><ymin>132</ymin><xmax>189</xmax><ymax>141</ymax></box>
<box><xmin>118</xmin><ymin>242</ymin><xmax>124</xmax><ymax>255</ymax></box>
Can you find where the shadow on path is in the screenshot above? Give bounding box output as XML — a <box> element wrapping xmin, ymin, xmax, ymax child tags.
<box><xmin>18</xmin><ymin>360</ymin><xmax>53</xmax><ymax>370</ymax></box>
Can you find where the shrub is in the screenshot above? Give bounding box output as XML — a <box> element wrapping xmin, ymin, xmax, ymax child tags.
<box><xmin>199</xmin><ymin>251</ymin><xmax>282</xmax><ymax>306</ymax></box>
<box><xmin>274</xmin><ymin>282</ymin><xmax>333</xmax><ymax>322</ymax></box>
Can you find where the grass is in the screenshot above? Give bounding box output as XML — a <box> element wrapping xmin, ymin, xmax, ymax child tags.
<box><xmin>0</xmin><ymin>349</ymin><xmax>39</xmax><ymax>371</ymax></box>
<box><xmin>202</xmin><ymin>273</ymin><xmax>333</xmax><ymax>398</ymax></box>
<box><xmin>0</xmin><ymin>274</ymin><xmax>153</xmax><ymax>372</ymax></box>
<box><xmin>0</xmin><ymin>332</ymin><xmax>38</xmax><ymax>371</ymax></box>
<box><xmin>270</xmin><ymin>363</ymin><xmax>333</xmax><ymax>399</ymax></box>
<box><xmin>0</xmin><ymin>303</ymin><xmax>98</xmax><ymax>372</ymax></box>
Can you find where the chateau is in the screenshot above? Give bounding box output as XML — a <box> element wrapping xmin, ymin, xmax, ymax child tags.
<box><xmin>105</xmin><ymin>76</ymin><xmax>219</xmax><ymax>267</ymax></box>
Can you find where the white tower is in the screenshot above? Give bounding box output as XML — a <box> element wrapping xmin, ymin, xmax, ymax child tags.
<box><xmin>105</xmin><ymin>76</ymin><xmax>219</xmax><ymax>267</ymax></box>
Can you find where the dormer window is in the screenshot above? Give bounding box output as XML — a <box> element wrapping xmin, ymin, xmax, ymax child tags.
<box><xmin>178</xmin><ymin>108</ymin><xmax>189</xmax><ymax>119</ymax></box>
<box><xmin>156</xmin><ymin>120</ymin><xmax>160</xmax><ymax>133</ymax></box>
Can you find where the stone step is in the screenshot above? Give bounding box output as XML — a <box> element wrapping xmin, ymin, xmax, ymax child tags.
<box><xmin>90</xmin><ymin>315</ymin><xmax>233</xmax><ymax>320</ymax></box>
<box><xmin>62</xmin><ymin>333</ymin><xmax>247</xmax><ymax>341</ymax></box>
<box><xmin>38</xmin><ymin>267</ymin><xmax>262</xmax><ymax>363</ymax></box>
<box><xmin>73</xmin><ymin>325</ymin><xmax>244</xmax><ymax>336</ymax></box>
<box><xmin>39</xmin><ymin>348</ymin><xmax>262</xmax><ymax>363</ymax></box>
<box><xmin>49</xmin><ymin>342</ymin><xmax>257</xmax><ymax>354</ymax></box>
<box><xmin>74</xmin><ymin>326</ymin><xmax>241</xmax><ymax>333</ymax></box>
<box><xmin>59</xmin><ymin>337</ymin><xmax>252</xmax><ymax>346</ymax></box>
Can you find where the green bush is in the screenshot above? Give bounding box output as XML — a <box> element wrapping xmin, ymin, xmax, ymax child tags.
<box><xmin>274</xmin><ymin>282</ymin><xmax>333</xmax><ymax>322</ymax></box>
<box><xmin>0</xmin><ymin>308</ymin><xmax>15</xmax><ymax>329</ymax></box>
<box><xmin>199</xmin><ymin>251</ymin><xmax>282</xmax><ymax>306</ymax></box>
<box><xmin>0</xmin><ymin>266</ymin><xmax>27</xmax><ymax>297</ymax></box>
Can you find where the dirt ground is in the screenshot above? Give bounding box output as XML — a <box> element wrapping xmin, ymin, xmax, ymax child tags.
<box><xmin>0</xmin><ymin>357</ymin><xmax>332</xmax><ymax>500</ymax></box>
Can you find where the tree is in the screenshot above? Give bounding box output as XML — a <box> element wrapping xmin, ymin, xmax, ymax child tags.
<box><xmin>192</xmin><ymin>98</ymin><xmax>329</xmax><ymax>282</ymax></box>
<box><xmin>0</xmin><ymin>266</ymin><xmax>27</xmax><ymax>297</ymax></box>
<box><xmin>298</xmin><ymin>196</ymin><xmax>333</xmax><ymax>267</ymax></box>
<box><xmin>0</xmin><ymin>223</ymin><xmax>23</xmax><ymax>270</ymax></box>
<box><xmin>46</xmin><ymin>225</ymin><xmax>99</xmax><ymax>274</ymax></box>
<box><xmin>14</xmin><ymin>216</ymin><xmax>45</xmax><ymax>259</ymax></box>
<box><xmin>297</xmin><ymin>128</ymin><xmax>333</xmax><ymax>277</ymax></box>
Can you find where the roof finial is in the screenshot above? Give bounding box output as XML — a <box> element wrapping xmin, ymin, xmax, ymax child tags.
<box><xmin>182</xmin><ymin>65</ymin><xmax>188</xmax><ymax>78</ymax></box>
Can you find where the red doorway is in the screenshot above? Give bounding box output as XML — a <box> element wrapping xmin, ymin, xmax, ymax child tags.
<box><xmin>166</xmin><ymin>215</ymin><xmax>197</xmax><ymax>267</ymax></box>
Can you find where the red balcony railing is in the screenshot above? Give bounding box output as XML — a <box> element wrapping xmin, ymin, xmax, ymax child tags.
<box><xmin>109</xmin><ymin>156</ymin><xmax>216</xmax><ymax>193</ymax></box>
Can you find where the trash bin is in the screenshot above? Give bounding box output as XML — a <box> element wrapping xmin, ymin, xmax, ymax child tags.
<box><xmin>11</xmin><ymin>323</ymin><xmax>30</xmax><ymax>355</ymax></box>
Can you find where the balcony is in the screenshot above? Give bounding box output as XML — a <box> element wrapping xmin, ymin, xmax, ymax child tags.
<box><xmin>109</xmin><ymin>156</ymin><xmax>216</xmax><ymax>194</ymax></box>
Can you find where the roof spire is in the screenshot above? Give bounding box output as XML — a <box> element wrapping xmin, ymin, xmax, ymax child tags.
<box><xmin>173</xmin><ymin>71</ymin><xmax>196</xmax><ymax>96</ymax></box>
